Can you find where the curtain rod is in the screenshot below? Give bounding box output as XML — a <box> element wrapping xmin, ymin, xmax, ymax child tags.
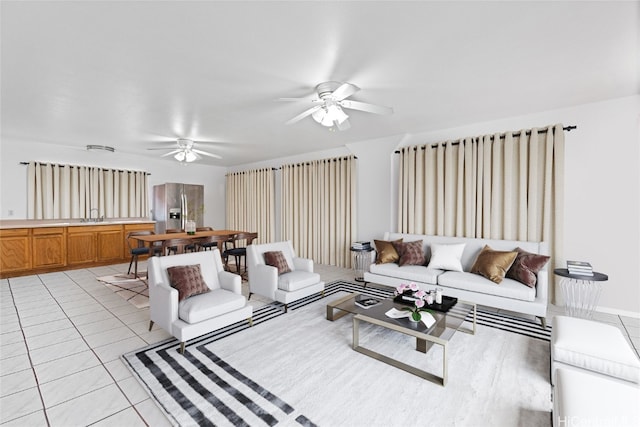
<box><xmin>394</xmin><ymin>125</ymin><xmax>576</xmax><ymax>153</ymax></box>
<box><xmin>19</xmin><ymin>161</ymin><xmax>151</xmax><ymax>175</ymax></box>
<box><xmin>282</xmin><ymin>155</ymin><xmax>358</xmax><ymax>168</ymax></box>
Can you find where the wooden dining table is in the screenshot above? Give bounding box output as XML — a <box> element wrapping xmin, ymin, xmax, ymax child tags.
<box><xmin>131</xmin><ymin>229</ymin><xmax>250</xmax><ymax>254</ymax></box>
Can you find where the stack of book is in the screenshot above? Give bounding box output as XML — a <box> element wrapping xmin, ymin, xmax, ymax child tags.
<box><xmin>567</xmin><ymin>260</ymin><xmax>593</xmax><ymax>276</ymax></box>
<box><xmin>351</xmin><ymin>241</ymin><xmax>372</xmax><ymax>250</ymax></box>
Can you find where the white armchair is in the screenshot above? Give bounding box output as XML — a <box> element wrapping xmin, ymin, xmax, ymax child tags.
<box><xmin>148</xmin><ymin>249</ymin><xmax>253</xmax><ymax>354</ymax></box>
<box><xmin>247</xmin><ymin>240</ymin><xmax>325</xmax><ymax>312</ymax></box>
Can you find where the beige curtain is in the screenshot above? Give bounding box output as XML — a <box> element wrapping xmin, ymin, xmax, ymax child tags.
<box><xmin>398</xmin><ymin>124</ymin><xmax>565</xmax><ymax>302</ymax></box>
<box><xmin>281</xmin><ymin>155</ymin><xmax>356</xmax><ymax>268</ymax></box>
<box><xmin>27</xmin><ymin>162</ymin><xmax>149</xmax><ymax>219</ymax></box>
<box><xmin>225</xmin><ymin>168</ymin><xmax>275</xmax><ymax>244</ymax></box>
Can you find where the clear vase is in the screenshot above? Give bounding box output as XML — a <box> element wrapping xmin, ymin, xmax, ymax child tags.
<box><xmin>186</xmin><ymin>220</ymin><xmax>196</xmax><ymax>235</ymax></box>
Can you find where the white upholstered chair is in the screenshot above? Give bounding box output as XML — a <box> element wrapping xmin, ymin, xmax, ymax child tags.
<box><xmin>148</xmin><ymin>249</ymin><xmax>253</xmax><ymax>354</ymax></box>
<box><xmin>246</xmin><ymin>240</ymin><xmax>325</xmax><ymax>312</ymax></box>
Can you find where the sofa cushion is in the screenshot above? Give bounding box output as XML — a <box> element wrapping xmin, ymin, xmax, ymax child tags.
<box><xmin>393</xmin><ymin>240</ymin><xmax>426</xmax><ymax>266</ymax></box>
<box><xmin>179</xmin><ymin>288</ymin><xmax>246</xmax><ymax>324</ymax></box>
<box><xmin>167</xmin><ymin>264</ymin><xmax>211</xmax><ymax>302</ymax></box>
<box><xmin>438</xmin><ymin>271</ymin><xmax>536</xmax><ymax>301</ymax></box>
<box><xmin>470</xmin><ymin>245</ymin><xmax>518</xmax><ymax>284</ymax></box>
<box><xmin>374</xmin><ymin>239</ymin><xmax>402</xmax><ymax>264</ymax></box>
<box><xmin>506</xmin><ymin>247</ymin><xmax>550</xmax><ymax>288</ymax></box>
<box><xmin>554</xmin><ymin>368</ymin><xmax>640</xmax><ymax>427</ymax></box>
<box><xmin>278</xmin><ymin>270</ymin><xmax>321</xmax><ymax>292</ymax></box>
<box><xmin>263</xmin><ymin>251</ymin><xmax>292</xmax><ymax>275</ymax></box>
<box><xmin>427</xmin><ymin>243</ymin><xmax>465</xmax><ymax>271</ymax></box>
<box><xmin>369</xmin><ymin>262</ymin><xmax>442</xmax><ymax>285</ymax></box>
<box><xmin>552</xmin><ymin>316</ymin><xmax>640</xmax><ymax>383</ymax></box>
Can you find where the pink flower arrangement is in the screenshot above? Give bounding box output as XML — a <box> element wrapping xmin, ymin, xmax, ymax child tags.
<box><xmin>395</xmin><ymin>283</ymin><xmax>432</xmax><ymax>322</ymax></box>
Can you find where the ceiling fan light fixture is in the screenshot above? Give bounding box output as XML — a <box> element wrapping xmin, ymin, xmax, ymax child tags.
<box><xmin>174</xmin><ymin>151</ymin><xmax>186</xmax><ymax>162</ymax></box>
<box><xmin>185</xmin><ymin>151</ymin><xmax>198</xmax><ymax>162</ymax></box>
<box><xmin>312</xmin><ymin>104</ymin><xmax>349</xmax><ymax>127</ymax></box>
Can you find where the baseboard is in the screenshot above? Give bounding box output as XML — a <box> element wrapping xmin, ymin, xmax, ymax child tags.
<box><xmin>595</xmin><ymin>305</ymin><xmax>640</xmax><ymax>319</ymax></box>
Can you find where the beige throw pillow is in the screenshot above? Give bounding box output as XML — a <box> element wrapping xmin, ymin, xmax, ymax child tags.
<box><xmin>374</xmin><ymin>239</ymin><xmax>403</xmax><ymax>264</ymax></box>
<box><xmin>470</xmin><ymin>245</ymin><xmax>518</xmax><ymax>284</ymax></box>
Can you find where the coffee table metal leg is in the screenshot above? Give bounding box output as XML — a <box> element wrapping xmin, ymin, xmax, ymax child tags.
<box><xmin>326</xmin><ymin>292</ymin><xmax>360</xmax><ymax>321</ymax></box>
<box><xmin>352</xmin><ymin>314</ymin><xmax>447</xmax><ymax>386</ymax></box>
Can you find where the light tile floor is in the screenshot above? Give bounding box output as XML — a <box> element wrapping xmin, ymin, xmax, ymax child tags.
<box><xmin>1</xmin><ymin>262</ymin><xmax>638</xmax><ymax>426</ymax></box>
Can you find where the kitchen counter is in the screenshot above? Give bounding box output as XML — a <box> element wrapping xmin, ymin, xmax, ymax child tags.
<box><xmin>0</xmin><ymin>219</ymin><xmax>156</xmax><ymax>278</ymax></box>
<box><xmin>0</xmin><ymin>218</ymin><xmax>155</xmax><ymax>229</ymax></box>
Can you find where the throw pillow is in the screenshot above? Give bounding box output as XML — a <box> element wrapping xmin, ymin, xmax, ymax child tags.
<box><xmin>374</xmin><ymin>239</ymin><xmax>403</xmax><ymax>264</ymax></box>
<box><xmin>393</xmin><ymin>240</ymin><xmax>426</xmax><ymax>266</ymax></box>
<box><xmin>263</xmin><ymin>251</ymin><xmax>292</xmax><ymax>275</ymax></box>
<box><xmin>166</xmin><ymin>264</ymin><xmax>210</xmax><ymax>302</ymax></box>
<box><xmin>427</xmin><ymin>243</ymin><xmax>466</xmax><ymax>271</ymax></box>
<box><xmin>506</xmin><ymin>247</ymin><xmax>550</xmax><ymax>288</ymax></box>
<box><xmin>470</xmin><ymin>245</ymin><xmax>518</xmax><ymax>284</ymax></box>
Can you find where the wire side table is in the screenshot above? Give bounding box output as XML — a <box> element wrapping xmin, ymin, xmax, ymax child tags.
<box><xmin>554</xmin><ymin>268</ymin><xmax>608</xmax><ymax>319</ymax></box>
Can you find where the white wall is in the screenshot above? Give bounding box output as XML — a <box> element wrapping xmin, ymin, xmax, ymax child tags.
<box><xmin>0</xmin><ymin>140</ymin><xmax>228</xmax><ymax>229</ymax></box>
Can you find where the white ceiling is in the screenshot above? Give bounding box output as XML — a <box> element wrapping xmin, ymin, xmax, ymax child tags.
<box><xmin>2</xmin><ymin>1</ymin><xmax>638</xmax><ymax>166</ymax></box>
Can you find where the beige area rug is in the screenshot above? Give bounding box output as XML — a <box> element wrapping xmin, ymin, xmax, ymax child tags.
<box><xmin>97</xmin><ymin>273</ymin><xmax>149</xmax><ymax>308</ymax></box>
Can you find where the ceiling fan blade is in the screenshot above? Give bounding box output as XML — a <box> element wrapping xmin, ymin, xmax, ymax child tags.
<box><xmin>340</xmin><ymin>100</ymin><xmax>393</xmax><ymax>115</ymax></box>
<box><xmin>277</xmin><ymin>97</ymin><xmax>311</xmax><ymax>102</ymax></box>
<box><xmin>147</xmin><ymin>147</ymin><xmax>178</xmax><ymax>151</ymax></box>
<box><xmin>336</xmin><ymin>118</ymin><xmax>351</xmax><ymax>131</ymax></box>
<box><xmin>193</xmin><ymin>148</ymin><xmax>222</xmax><ymax>159</ymax></box>
<box><xmin>285</xmin><ymin>105</ymin><xmax>322</xmax><ymax>125</ymax></box>
<box><xmin>332</xmin><ymin>83</ymin><xmax>360</xmax><ymax>101</ymax></box>
<box><xmin>160</xmin><ymin>149</ymin><xmax>181</xmax><ymax>157</ymax></box>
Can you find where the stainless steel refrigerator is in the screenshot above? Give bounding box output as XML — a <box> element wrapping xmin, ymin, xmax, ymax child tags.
<box><xmin>153</xmin><ymin>183</ymin><xmax>204</xmax><ymax>233</ymax></box>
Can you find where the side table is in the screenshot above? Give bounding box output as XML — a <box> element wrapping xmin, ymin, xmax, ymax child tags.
<box><xmin>554</xmin><ymin>268</ymin><xmax>608</xmax><ymax>319</ymax></box>
<box><xmin>350</xmin><ymin>247</ymin><xmax>374</xmax><ymax>283</ymax></box>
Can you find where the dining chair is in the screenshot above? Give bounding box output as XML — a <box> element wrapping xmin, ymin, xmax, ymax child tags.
<box><xmin>197</xmin><ymin>234</ymin><xmax>230</xmax><ymax>252</ymax></box>
<box><xmin>165</xmin><ymin>228</ymin><xmax>189</xmax><ymax>254</ymax></box>
<box><xmin>196</xmin><ymin>227</ymin><xmax>216</xmax><ymax>252</ymax></box>
<box><xmin>223</xmin><ymin>232</ymin><xmax>258</xmax><ymax>275</ymax></box>
<box><xmin>162</xmin><ymin>238</ymin><xmax>197</xmax><ymax>256</ymax></box>
<box><xmin>126</xmin><ymin>231</ymin><xmax>162</xmax><ymax>279</ymax></box>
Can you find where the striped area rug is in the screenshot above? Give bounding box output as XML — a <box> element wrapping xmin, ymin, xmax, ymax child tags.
<box><xmin>123</xmin><ymin>280</ymin><xmax>552</xmax><ymax>426</ymax></box>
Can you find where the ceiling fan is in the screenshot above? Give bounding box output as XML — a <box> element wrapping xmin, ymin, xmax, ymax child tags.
<box><xmin>146</xmin><ymin>139</ymin><xmax>222</xmax><ymax>163</ymax></box>
<box><xmin>280</xmin><ymin>81</ymin><xmax>393</xmax><ymax>131</ymax></box>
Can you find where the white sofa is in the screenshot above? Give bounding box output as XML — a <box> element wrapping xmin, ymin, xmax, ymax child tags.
<box><xmin>363</xmin><ymin>232</ymin><xmax>549</xmax><ymax>327</ymax></box>
<box><xmin>247</xmin><ymin>240</ymin><xmax>325</xmax><ymax>312</ymax></box>
<box><xmin>148</xmin><ymin>249</ymin><xmax>253</xmax><ymax>353</ymax></box>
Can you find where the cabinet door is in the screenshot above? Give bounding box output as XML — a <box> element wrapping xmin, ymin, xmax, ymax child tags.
<box><xmin>97</xmin><ymin>227</ymin><xmax>123</xmax><ymax>262</ymax></box>
<box><xmin>32</xmin><ymin>228</ymin><xmax>66</xmax><ymax>268</ymax></box>
<box><xmin>0</xmin><ymin>229</ymin><xmax>31</xmax><ymax>273</ymax></box>
<box><xmin>67</xmin><ymin>231</ymin><xmax>96</xmax><ymax>265</ymax></box>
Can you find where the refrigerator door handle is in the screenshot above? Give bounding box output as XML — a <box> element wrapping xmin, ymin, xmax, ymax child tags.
<box><xmin>181</xmin><ymin>192</ymin><xmax>187</xmax><ymax>231</ymax></box>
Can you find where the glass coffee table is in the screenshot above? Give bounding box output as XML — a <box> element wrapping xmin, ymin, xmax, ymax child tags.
<box><xmin>326</xmin><ymin>292</ymin><xmax>476</xmax><ymax>386</ymax></box>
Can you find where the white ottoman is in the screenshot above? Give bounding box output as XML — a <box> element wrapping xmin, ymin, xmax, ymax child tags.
<box><xmin>553</xmin><ymin>368</ymin><xmax>640</xmax><ymax>427</ymax></box>
<box><xmin>551</xmin><ymin>315</ymin><xmax>640</xmax><ymax>384</ymax></box>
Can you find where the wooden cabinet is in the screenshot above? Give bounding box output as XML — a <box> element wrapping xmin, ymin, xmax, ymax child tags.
<box><xmin>32</xmin><ymin>227</ymin><xmax>66</xmax><ymax>268</ymax></box>
<box><xmin>0</xmin><ymin>228</ymin><xmax>31</xmax><ymax>274</ymax></box>
<box><xmin>0</xmin><ymin>222</ymin><xmax>155</xmax><ymax>278</ymax></box>
<box><xmin>96</xmin><ymin>226</ymin><xmax>123</xmax><ymax>262</ymax></box>
<box><xmin>67</xmin><ymin>228</ymin><xmax>97</xmax><ymax>265</ymax></box>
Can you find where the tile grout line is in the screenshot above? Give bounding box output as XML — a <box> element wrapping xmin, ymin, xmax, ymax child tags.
<box><xmin>7</xmin><ymin>275</ymin><xmax>53</xmax><ymax>427</ymax></box>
